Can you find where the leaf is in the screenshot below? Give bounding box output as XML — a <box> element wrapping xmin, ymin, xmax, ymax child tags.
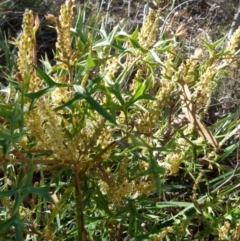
<box><xmin>203</xmin><ymin>36</ymin><xmax>226</xmax><ymax>52</ymax></box>
<box><xmin>217</xmin><ymin>143</ymin><xmax>238</xmax><ymax>163</ymax></box>
<box><xmin>108</xmin><ymin>83</ymin><xmax>125</xmax><ymax>106</ymax></box>
<box><xmin>127</xmin><ymin>80</ymin><xmax>155</xmax><ymax>106</ymax></box>
<box><xmin>14</xmin><ymin>216</ymin><xmax>25</xmax><ymax>241</ymax></box>
<box><xmin>54</xmin><ymin>93</ymin><xmax>85</xmax><ymax>110</ymax></box>
<box><xmin>134</xmin><ymin>154</ymin><xmax>164</xmax><ymax>195</ymax></box>
<box><xmin>0</xmin><ymin>188</ymin><xmax>18</xmax><ymax>198</ymax></box>
<box><xmin>0</xmin><ymin>103</ymin><xmax>14</xmax><ymax>119</ymax></box>
<box><xmin>46</xmin><ymin>186</ymin><xmax>74</xmax><ymax>226</ymax></box>
<box><xmin>110</xmin><ymin>42</ymin><xmax>126</xmax><ymax>52</ymax></box>
<box><xmin>85</xmin><ymin>73</ymin><xmax>105</xmax><ymax>93</ymax></box>
<box><xmin>0</xmin><ymin>128</ymin><xmax>23</xmax><ymax>143</ymax></box>
<box><xmin>72</xmin><ymin>6</ymin><xmax>88</xmax><ymax>44</ymax></box>
<box><xmin>0</xmin><ymin>214</ymin><xmax>16</xmax><ymax>233</ymax></box>
<box><xmin>178</xmin><ymin>79</ymin><xmax>218</xmax><ymax>149</ymax></box>
<box><xmin>156</xmin><ymin>201</ymin><xmax>192</xmax><ymax>208</ymax></box>
<box><xmin>86</xmin><ymin>51</ymin><xmax>95</xmax><ymax>69</ymax></box>
<box><xmin>149</xmin><ymin>49</ymin><xmax>165</xmax><ymax>65</ymax></box>
<box><xmin>25</xmin><ymin>87</ymin><xmax>52</xmax><ymax>99</ymax></box>
<box><xmin>73</xmin><ymin>83</ymin><xmax>116</xmax><ymax>124</ymax></box>
<box><xmin>129</xmin><ymin>38</ymin><xmax>147</xmax><ymax>52</ymax></box>
<box><xmin>130</xmin><ymin>27</ymin><xmax>139</xmax><ymax>41</ymax></box>
<box><xmin>129</xmin><ymin>27</ymin><xmax>148</xmax><ymax>52</ymax></box>
<box><xmin>29</xmin><ymin>185</ymin><xmax>54</xmax><ymax>203</ymax></box>
<box><xmin>85</xmin><ymin>95</ymin><xmax>116</xmax><ymax>125</ymax></box>
<box><xmin>33</xmin><ymin>65</ymin><xmax>56</xmax><ymax>87</ymax></box>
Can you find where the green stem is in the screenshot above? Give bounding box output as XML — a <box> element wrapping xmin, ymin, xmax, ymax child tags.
<box><xmin>74</xmin><ymin>164</ymin><xmax>85</xmax><ymax>241</ymax></box>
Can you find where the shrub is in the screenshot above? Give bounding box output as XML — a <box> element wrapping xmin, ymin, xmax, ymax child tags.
<box><xmin>0</xmin><ymin>0</ymin><xmax>240</xmax><ymax>240</ymax></box>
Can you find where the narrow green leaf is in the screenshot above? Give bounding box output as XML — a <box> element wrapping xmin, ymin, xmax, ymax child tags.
<box><xmin>217</xmin><ymin>143</ymin><xmax>238</xmax><ymax>163</ymax></box>
<box><xmin>25</xmin><ymin>86</ymin><xmax>52</xmax><ymax>100</ymax></box>
<box><xmin>155</xmin><ymin>202</ymin><xmax>192</xmax><ymax>208</ymax></box>
<box><xmin>54</xmin><ymin>93</ymin><xmax>85</xmax><ymax>110</ymax></box>
<box><xmin>129</xmin><ymin>39</ymin><xmax>147</xmax><ymax>52</ymax></box>
<box><xmin>33</xmin><ymin>65</ymin><xmax>56</xmax><ymax>87</ymax></box>
<box><xmin>0</xmin><ymin>129</ymin><xmax>23</xmax><ymax>142</ymax></box>
<box><xmin>109</xmin><ymin>83</ymin><xmax>125</xmax><ymax>106</ymax></box>
<box><xmin>130</xmin><ymin>27</ymin><xmax>139</xmax><ymax>41</ymax></box>
<box><xmin>85</xmin><ymin>95</ymin><xmax>116</xmax><ymax>124</ymax></box>
<box><xmin>154</xmin><ymin>173</ymin><xmax>162</xmax><ymax>195</ymax></box>
<box><xmin>87</xmin><ymin>52</ymin><xmax>95</xmax><ymax>69</ymax></box>
<box><xmin>0</xmin><ymin>214</ymin><xmax>16</xmax><ymax>233</ymax></box>
<box><xmin>85</xmin><ymin>73</ymin><xmax>105</xmax><ymax>93</ymax></box>
<box><xmin>0</xmin><ymin>188</ymin><xmax>18</xmax><ymax>198</ymax></box>
<box><xmin>29</xmin><ymin>185</ymin><xmax>54</xmax><ymax>203</ymax></box>
<box><xmin>14</xmin><ymin>216</ymin><xmax>25</xmax><ymax>241</ymax></box>
<box><xmin>72</xmin><ymin>6</ymin><xmax>88</xmax><ymax>44</ymax></box>
<box><xmin>46</xmin><ymin>186</ymin><xmax>74</xmax><ymax>226</ymax></box>
<box><xmin>0</xmin><ymin>104</ymin><xmax>14</xmax><ymax>119</ymax></box>
<box><xmin>134</xmin><ymin>154</ymin><xmax>164</xmax><ymax>181</ymax></box>
<box><xmin>110</xmin><ymin>42</ymin><xmax>126</xmax><ymax>51</ymax></box>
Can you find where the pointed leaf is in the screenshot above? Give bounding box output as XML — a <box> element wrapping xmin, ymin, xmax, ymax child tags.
<box><xmin>46</xmin><ymin>186</ymin><xmax>74</xmax><ymax>226</ymax></box>
<box><xmin>85</xmin><ymin>95</ymin><xmax>116</xmax><ymax>124</ymax></box>
<box><xmin>0</xmin><ymin>214</ymin><xmax>16</xmax><ymax>233</ymax></box>
<box><xmin>33</xmin><ymin>65</ymin><xmax>56</xmax><ymax>87</ymax></box>
<box><xmin>29</xmin><ymin>185</ymin><xmax>54</xmax><ymax>203</ymax></box>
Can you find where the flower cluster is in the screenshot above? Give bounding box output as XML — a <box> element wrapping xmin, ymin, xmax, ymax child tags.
<box><xmin>55</xmin><ymin>0</ymin><xmax>75</xmax><ymax>61</ymax></box>
<box><xmin>15</xmin><ymin>9</ymin><xmax>41</xmax><ymax>92</ymax></box>
<box><xmin>219</xmin><ymin>221</ymin><xmax>231</xmax><ymax>240</ymax></box>
<box><xmin>138</xmin><ymin>9</ymin><xmax>161</xmax><ymax>49</ymax></box>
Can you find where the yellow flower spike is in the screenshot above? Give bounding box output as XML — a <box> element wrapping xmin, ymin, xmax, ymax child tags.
<box><xmin>14</xmin><ymin>9</ymin><xmax>42</xmax><ymax>91</ymax></box>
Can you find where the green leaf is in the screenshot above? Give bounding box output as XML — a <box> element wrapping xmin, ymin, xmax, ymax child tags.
<box><xmin>129</xmin><ymin>38</ymin><xmax>148</xmax><ymax>52</ymax></box>
<box><xmin>0</xmin><ymin>103</ymin><xmax>14</xmax><ymax>119</ymax></box>
<box><xmin>29</xmin><ymin>185</ymin><xmax>54</xmax><ymax>203</ymax></box>
<box><xmin>149</xmin><ymin>49</ymin><xmax>165</xmax><ymax>65</ymax></box>
<box><xmin>130</xmin><ymin>27</ymin><xmax>139</xmax><ymax>41</ymax></box>
<box><xmin>110</xmin><ymin>42</ymin><xmax>126</xmax><ymax>52</ymax></box>
<box><xmin>92</xmin><ymin>192</ymin><xmax>112</xmax><ymax>216</ymax></box>
<box><xmin>0</xmin><ymin>188</ymin><xmax>18</xmax><ymax>198</ymax></box>
<box><xmin>129</xmin><ymin>28</ymin><xmax>148</xmax><ymax>52</ymax></box>
<box><xmin>155</xmin><ymin>202</ymin><xmax>192</xmax><ymax>208</ymax></box>
<box><xmin>14</xmin><ymin>216</ymin><xmax>25</xmax><ymax>241</ymax></box>
<box><xmin>72</xmin><ymin>6</ymin><xmax>88</xmax><ymax>44</ymax></box>
<box><xmin>7</xmin><ymin>79</ymin><xmax>22</xmax><ymax>92</ymax></box>
<box><xmin>54</xmin><ymin>93</ymin><xmax>85</xmax><ymax>110</ymax></box>
<box><xmin>0</xmin><ymin>128</ymin><xmax>23</xmax><ymax>142</ymax></box>
<box><xmin>25</xmin><ymin>86</ymin><xmax>53</xmax><ymax>108</ymax></box>
<box><xmin>153</xmin><ymin>39</ymin><xmax>173</xmax><ymax>50</ymax></box>
<box><xmin>108</xmin><ymin>83</ymin><xmax>125</xmax><ymax>106</ymax></box>
<box><xmin>0</xmin><ymin>214</ymin><xmax>16</xmax><ymax>233</ymax></box>
<box><xmin>217</xmin><ymin>143</ymin><xmax>238</xmax><ymax>163</ymax></box>
<box><xmin>16</xmin><ymin>163</ymin><xmax>34</xmax><ymax>189</ymax></box>
<box><xmin>127</xmin><ymin>80</ymin><xmax>155</xmax><ymax>106</ymax></box>
<box><xmin>33</xmin><ymin>65</ymin><xmax>56</xmax><ymax>87</ymax></box>
<box><xmin>46</xmin><ymin>186</ymin><xmax>74</xmax><ymax>226</ymax></box>
<box><xmin>134</xmin><ymin>154</ymin><xmax>164</xmax><ymax>195</ymax></box>
<box><xmin>85</xmin><ymin>95</ymin><xmax>116</xmax><ymax>125</ymax></box>
<box><xmin>86</xmin><ymin>52</ymin><xmax>95</xmax><ymax>69</ymax></box>
<box><xmin>85</xmin><ymin>73</ymin><xmax>105</xmax><ymax>94</ymax></box>
<box><xmin>73</xmin><ymin>84</ymin><xmax>116</xmax><ymax>124</ymax></box>
<box><xmin>204</xmin><ymin>36</ymin><xmax>226</xmax><ymax>51</ymax></box>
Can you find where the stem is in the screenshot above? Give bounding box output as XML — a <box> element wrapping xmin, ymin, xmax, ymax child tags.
<box><xmin>74</xmin><ymin>163</ymin><xmax>85</xmax><ymax>241</ymax></box>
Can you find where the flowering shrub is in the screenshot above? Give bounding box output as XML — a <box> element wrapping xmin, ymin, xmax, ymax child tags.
<box><xmin>0</xmin><ymin>0</ymin><xmax>240</xmax><ymax>240</ymax></box>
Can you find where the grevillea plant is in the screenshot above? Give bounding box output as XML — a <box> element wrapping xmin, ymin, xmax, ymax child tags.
<box><xmin>0</xmin><ymin>0</ymin><xmax>240</xmax><ymax>240</ymax></box>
